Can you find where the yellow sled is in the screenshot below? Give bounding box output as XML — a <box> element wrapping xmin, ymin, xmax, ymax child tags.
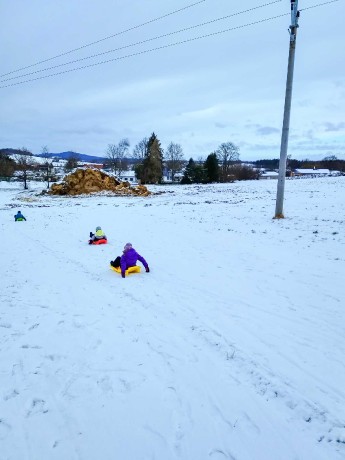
<box><xmin>110</xmin><ymin>265</ymin><xmax>141</xmax><ymax>275</ymax></box>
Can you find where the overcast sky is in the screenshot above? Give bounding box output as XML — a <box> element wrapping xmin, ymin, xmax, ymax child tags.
<box><xmin>1</xmin><ymin>0</ymin><xmax>344</xmax><ymax>160</ymax></box>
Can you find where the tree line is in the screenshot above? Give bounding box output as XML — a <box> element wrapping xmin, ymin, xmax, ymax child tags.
<box><xmin>105</xmin><ymin>134</ymin><xmax>260</xmax><ymax>184</ymax></box>
<box><xmin>2</xmin><ymin>138</ymin><xmax>344</xmax><ymax>190</ymax></box>
<box><xmin>252</xmin><ymin>155</ymin><xmax>345</xmax><ymax>173</ymax></box>
<box><xmin>104</xmin><ymin>134</ymin><xmax>261</xmax><ymax>184</ymax></box>
<box><xmin>104</xmin><ymin>133</ymin><xmax>180</xmax><ymax>184</ymax></box>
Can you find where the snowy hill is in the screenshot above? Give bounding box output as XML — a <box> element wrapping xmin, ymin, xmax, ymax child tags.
<box><xmin>0</xmin><ymin>178</ymin><xmax>344</xmax><ymax>460</ymax></box>
<box><xmin>36</xmin><ymin>151</ymin><xmax>107</xmax><ymax>163</ymax></box>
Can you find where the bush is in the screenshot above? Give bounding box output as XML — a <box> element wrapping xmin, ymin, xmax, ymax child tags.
<box><xmin>230</xmin><ymin>164</ymin><xmax>260</xmax><ymax>181</ymax></box>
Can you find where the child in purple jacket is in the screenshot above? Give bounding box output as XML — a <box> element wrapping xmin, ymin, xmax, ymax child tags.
<box><xmin>110</xmin><ymin>243</ymin><xmax>150</xmax><ymax>278</ymax></box>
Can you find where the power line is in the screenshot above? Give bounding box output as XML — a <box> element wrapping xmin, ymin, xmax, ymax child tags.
<box><xmin>299</xmin><ymin>0</ymin><xmax>341</xmax><ymax>11</ymax></box>
<box><xmin>0</xmin><ymin>13</ymin><xmax>289</xmax><ymax>89</ymax></box>
<box><xmin>0</xmin><ymin>0</ymin><xmax>284</xmax><ymax>83</ymax></box>
<box><xmin>0</xmin><ymin>0</ymin><xmax>208</xmax><ymax>78</ymax></box>
<box><xmin>0</xmin><ymin>0</ymin><xmax>341</xmax><ymax>89</ymax></box>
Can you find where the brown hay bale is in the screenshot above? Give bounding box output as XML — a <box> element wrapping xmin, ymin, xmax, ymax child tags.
<box><xmin>48</xmin><ymin>168</ymin><xmax>150</xmax><ymax>196</ymax></box>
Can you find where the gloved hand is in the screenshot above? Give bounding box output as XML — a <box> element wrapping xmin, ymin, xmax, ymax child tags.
<box><xmin>145</xmin><ymin>266</ymin><xmax>150</xmax><ymax>273</ymax></box>
<box><xmin>121</xmin><ymin>272</ymin><xmax>125</xmax><ymax>278</ymax></box>
<box><xmin>90</xmin><ymin>232</ymin><xmax>94</xmax><ymax>238</ymax></box>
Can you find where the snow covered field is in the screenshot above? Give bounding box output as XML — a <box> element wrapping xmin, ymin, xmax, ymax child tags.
<box><xmin>1</xmin><ymin>177</ymin><xmax>344</xmax><ymax>460</ymax></box>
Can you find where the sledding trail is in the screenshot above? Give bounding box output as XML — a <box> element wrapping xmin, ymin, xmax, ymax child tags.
<box><xmin>1</xmin><ymin>178</ymin><xmax>345</xmax><ymax>460</ymax></box>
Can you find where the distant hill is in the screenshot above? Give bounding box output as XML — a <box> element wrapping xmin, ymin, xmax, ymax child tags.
<box><xmin>36</xmin><ymin>151</ymin><xmax>107</xmax><ymax>163</ymax></box>
<box><xmin>0</xmin><ymin>148</ymin><xmax>31</xmax><ymax>156</ymax></box>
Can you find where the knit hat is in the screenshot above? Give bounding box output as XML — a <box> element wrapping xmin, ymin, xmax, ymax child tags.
<box><xmin>96</xmin><ymin>226</ymin><xmax>101</xmax><ymax>231</ymax></box>
<box><xmin>123</xmin><ymin>243</ymin><xmax>132</xmax><ymax>252</ymax></box>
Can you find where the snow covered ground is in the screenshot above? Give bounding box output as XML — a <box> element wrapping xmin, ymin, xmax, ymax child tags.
<box><xmin>1</xmin><ymin>177</ymin><xmax>344</xmax><ymax>460</ymax></box>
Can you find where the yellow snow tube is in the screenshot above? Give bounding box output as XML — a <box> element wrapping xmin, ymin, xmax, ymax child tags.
<box><xmin>110</xmin><ymin>265</ymin><xmax>141</xmax><ymax>275</ymax></box>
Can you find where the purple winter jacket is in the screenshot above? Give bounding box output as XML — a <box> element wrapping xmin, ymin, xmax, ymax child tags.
<box><xmin>120</xmin><ymin>248</ymin><xmax>148</xmax><ymax>275</ymax></box>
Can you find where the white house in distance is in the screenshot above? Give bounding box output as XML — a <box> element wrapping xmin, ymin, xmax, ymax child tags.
<box><xmin>294</xmin><ymin>169</ymin><xmax>330</xmax><ymax>177</ymax></box>
<box><xmin>259</xmin><ymin>171</ymin><xmax>279</xmax><ymax>180</ymax></box>
<box><xmin>79</xmin><ymin>164</ymin><xmax>138</xmax><ymax>184</ymax></box>
<box><xmin>116</xmin><ymin>170</ymin><xmax>138</xmax><ymax>184</ymax></box>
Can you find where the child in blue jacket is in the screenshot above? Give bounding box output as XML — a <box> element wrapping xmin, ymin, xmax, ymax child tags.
<box><xmin>14</xmin><ymin>211</ymin><xmax>26</xmax><ymax>221</ymax></box>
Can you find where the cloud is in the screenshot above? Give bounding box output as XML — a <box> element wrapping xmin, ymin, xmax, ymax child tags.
<box><xmin>292</xmin><ymin>142</ymin><xmax>345</xmax><ymax>151</ymax></box>
<box><xmin>247</xmin><ymin>143</ymin><xmax>280</xmax><ymax>151</ymax></box>
<box><xmin>180</xmin><ymin>105</ymin><xmax>222</xmax><ymax>120</ymax></box>
<box><xmin>296</xmin><ymin>99</ymin><xmax>312</xmax><ymax>108</ymax></box>
<box><xmin>243</xmin><ymin>123</ymin><xmax>279</xmax><ymax>136</ymax></box>
<box><xmin>256</xmin><ymin>126</ymin><xmax>280</xmax><ymax>136</ymax></box>
<box><xmin>244</xmin><ymin>123</ymin><xmax>260</xmax><ymax>129</ymax></box>
<box><xmin>55</xmin><ymin>126</ymin><xmax>113</xmax><ymax>136</ymax></box>
<box><xmin>323</xmin><ymin>122</ymin><xmax>345</xmax><ymax>132</ymax></box>
<box><xmin>215</xmin><ymin>122</ymin><xmax>227</xmax><ymax>129</ymax></box>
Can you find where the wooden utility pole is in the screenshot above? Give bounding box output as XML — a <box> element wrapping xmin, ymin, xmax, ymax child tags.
<box><xmin>275</xmin><ymin>0</ymin><xmax>300</xmax><ymax>218</ymax></box>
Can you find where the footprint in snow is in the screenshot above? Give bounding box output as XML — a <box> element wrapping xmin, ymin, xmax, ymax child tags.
<box><xmin>97</xmin><ymin>376</ymin><xmax>113</xmax><ymax>394</ymax></box>
<box><xmin>26</xmin><ymin>398</ymin><xmax>48</xmax><ymax>417</ymax></box>
<box><xmin>0</xmin><ymin>419</ymin><xmax>12</xmax><ymax>440</ymax></box>
<box><xmin>3</xmin><ymin>389</ymin><xmax>19</xmax><ymax>401</ymax></box>
<box><xmin>209</xmin><ymin>448</ymin><xmax>236</xmax><ymax>459</ymax></box>
<box><xmin>21</xmin><ymin>344</ymin><xmax>42</xmax><ymax>349</ymax></box>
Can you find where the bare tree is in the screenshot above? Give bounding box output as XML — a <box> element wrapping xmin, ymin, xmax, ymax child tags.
<box><xmin>132</xmin><ymin>137</ymin><xmax>148</xmax><ymax>162</ymax></box>
<box><xmin>41</xmin><ymin>145</ymin><xmax>54</xmax><ymax>188</ymax></box>
<box><xmin>106</xmin><ymin>138</ymin><xmax>130</xmax><ymax>178</ymax></box>
<box><xmin>216</xmin><ymin>142</ymin><xmax>240</xmax><ymax>182</ymax></box>
<box><xmin>165</xmin><ymin>142</ymin><xmax>185</xmax><ymax>181</ymax></box>
<box><xmin>64</xmin><ymin>152</ymin><xmax>80</xmax><ymax>172</ymax></box>
<box><xmin>14</xmin><ymin>147</ymin><xmax>36</xmax><ymax>189</ymax></box>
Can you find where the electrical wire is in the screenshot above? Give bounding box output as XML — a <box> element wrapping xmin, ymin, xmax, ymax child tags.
<box><xmin>299</xmin><ymin>0</ymin><xmax>341</xmax><ymax>11</ymax></box>
<box><xmin>0</xmin><ymin>13</ymin><xmax>289</xmax><ymax>89</ymax></box>
<box><xmin>0</xmin><ymin>0</ymin><xmax>208</xmax><ymax>78</ymax></box>
<box><xmin>0</xmin><ymin>0</ymin><xmax>285</xmax><ymax>83</ymax></box>
<box><xmin>0</xmin><ymin>0</ymin><xmax>341</xmax><ymax>89</ymax></box>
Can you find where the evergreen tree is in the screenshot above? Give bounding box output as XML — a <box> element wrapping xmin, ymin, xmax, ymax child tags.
<box><xmin>141</xmin><ymin>133</ymin><xmax>163</xmax><ymax>184</ymax></box>
<box><xmin>193</xmin><ymin>164</ymin><xmax>206</xmax><ymax>183</ymax></box>
<box><xmin>0</xmin><ymin>151</ymin><xmax>16</xmax><ymax>179</ymax></box>
<box><xmin>204</xmin><ymin>153</ymin><xmax>219</xmax><ymax>182</ymax></box>
<box><xmin>181</xmin><ymin>158</ymin><xmax>196</xmax><ymax>184</ymax></box>
<box><xmin>180</xmin><ymin>158</ymin><xmax>206</xmax><ymax>184</ymax></box>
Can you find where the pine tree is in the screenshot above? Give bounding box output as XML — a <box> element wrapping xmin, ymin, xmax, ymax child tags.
<box><xmin>204</xmin><ymin>153</ymin><xmax>219</xmax><ymax>182</ymax></box>
<box><xmin>193</xmin><ymin>164</ymin><xmax>206</xmax><ymax>183</ymax></box>
<box><xmin>0</xmin><ymin>151</ymin><xmax>16</xmax><ymax>179</ymax></box>
<box><xmin>141</xmin><ymin>133</ymin><xmax>163</xmax><ymax>184</ymax></box>
<box><xmin>181</xmin><ymin>158</ymin><xmax>196</xmax><ymax>184</ymax></box>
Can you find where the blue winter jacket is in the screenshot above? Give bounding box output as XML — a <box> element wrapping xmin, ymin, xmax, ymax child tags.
<box><xmin>120</xmin><ymin>248</ymin><xmax>148</xmax><ymax>275</ymax></box>
<box><xmin>14</xmin><ymin>212</ymin><xmax>26</xmax><ymax>221</ymax></box>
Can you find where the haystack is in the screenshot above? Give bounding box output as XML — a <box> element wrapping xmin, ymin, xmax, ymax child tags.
<box><xmin>49</xmin><ymin>168</ymin><xmax>150</xmax><ymax>196</ymax></box>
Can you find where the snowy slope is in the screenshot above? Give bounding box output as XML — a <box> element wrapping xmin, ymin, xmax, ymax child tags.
<box><xmin>0</xmin><ymin>178</ymin><xmax>344</xmax><ymax>460</ymax></box>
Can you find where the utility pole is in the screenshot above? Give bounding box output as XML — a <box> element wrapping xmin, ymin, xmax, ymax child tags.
<box><xmin>274</xmin><ymin>0</ymin><xmax>300</xmax><ymax>218</ymax></box>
